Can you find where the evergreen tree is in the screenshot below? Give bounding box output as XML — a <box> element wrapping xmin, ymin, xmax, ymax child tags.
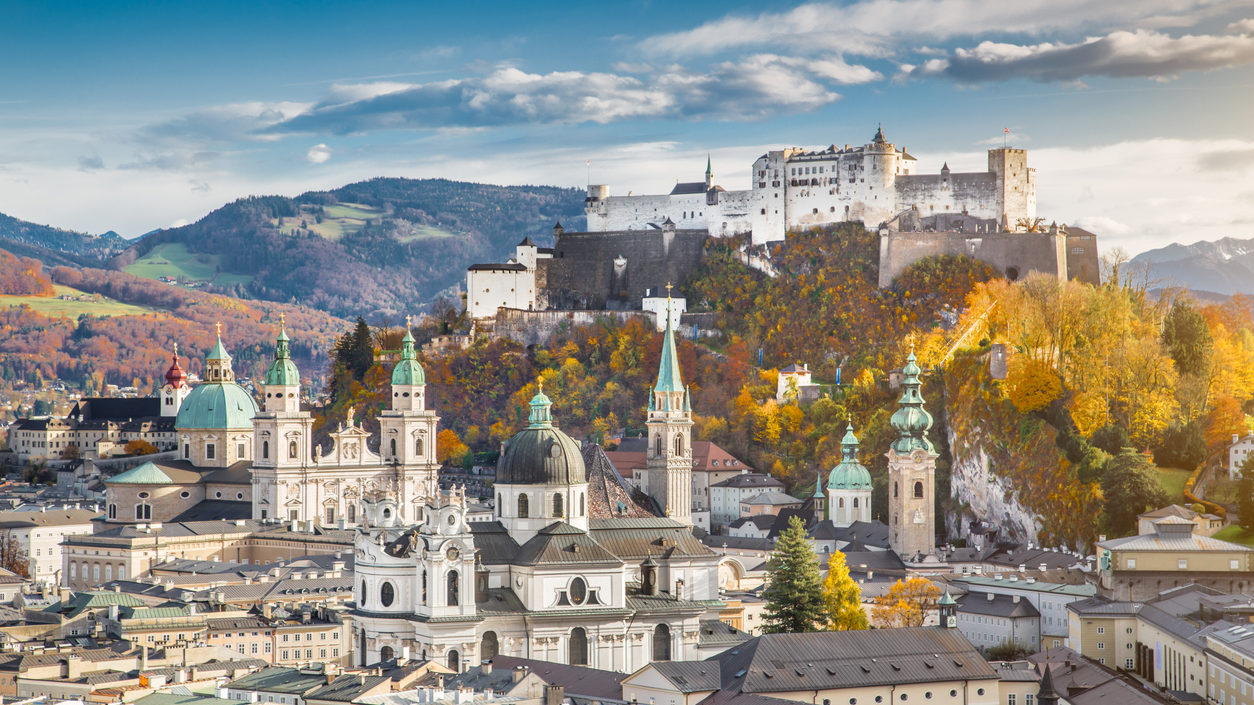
<box><xmin>1101</xmin><ymin>449</ymin><xmax>1169</xmax><ymax>537</ymax></box>
<box><xmin>348</xmin><ymin>317</ymin><xmax>374</xmax><ymax>379</ymax></box>
<box><xmin>762</xmin><ymin>516</ymin><xmax>825</xmax><ymax>633</ymax></box>
<box><xmin>820</xmin><ymin>550</ymin><xmax>868</xmax><ymax>631</ymax></box>
<box><xmin>1162</xmin><ymin>299</ymin><xmax>1213</xmax><ymax>377</ymax></box>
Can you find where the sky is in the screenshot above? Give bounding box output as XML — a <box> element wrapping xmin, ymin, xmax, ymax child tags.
<box><xmin>2</xmin><ymin>0</ymin><xmax>1253</xmax><ymax>255</ymax></box>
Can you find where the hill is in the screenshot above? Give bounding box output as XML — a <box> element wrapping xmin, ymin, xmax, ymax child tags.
<box><xmin>115</xmin><ymin>179</ymin><xmax>586</xmax><ymax>318</ymax></box>
<box><xmin>1131</xmin><ymin>236</ymin><xmax>1254</xmax><ymax>296</ymax></box>
<box><xmin>0</xmin><ymin>211</ymin><xmax>126</xmax><ymax>267</ymax></box>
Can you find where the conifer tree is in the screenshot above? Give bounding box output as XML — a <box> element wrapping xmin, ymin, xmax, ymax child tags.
<box><xmin>821</xmin><ymin>550</ymin><xmax>868</xmax><ymax>631</ymax></box>
<box><xmin>762</xmin><ymin>516</ymin><xmax>824</xmax><ymax>633</ymax></box>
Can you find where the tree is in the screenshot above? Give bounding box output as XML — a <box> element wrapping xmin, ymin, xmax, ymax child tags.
<box><xmin>1101</xmin><ymin>449</ymin><xmax>1169</xmax><ymax>537</ymax></box>
<box><xmin>59</xmin><ymin>443</ymin><xmax>79</xmax><ymax>461</ymax></box>
<box><xmin>1006</xmin><ymin>357</ymin><xmax>1062</xmax><ymax>413</ymax></box>
<box><xmin>1162</xmin><ymin>299</ymin><xmax>1213</xmax><ymax>376</ymax></box>
<box><xmin>1153</xmin><ymin>421</ymin><xmax>1205</xmax><ymax>471</ymax></box>
<box><xmin>0</xmin><ymin>531</ymin><xmax>29</xmax><ymax>578</ymax></box>
<box><xmin>820</xmin><ymin>550</ymin><xmax>868</xmax><ymax>631</ymax></box>
<box><xmin>871</xmin><ymin>577</ymin><xmax>940</xmax><ymax>628</ymax></box>
<box><xmin>761</xmin><ymin>516</ymin><xmax>825</xmax><ymax>633</ymax></box>
<box><xmin>124</xmin><ymin>439</ymin><xmax>158</xmax><ymax>456</ymax></box>
<box><xmin>436</xmin><ymin>429</ymin><xmax>469</xmax><ymax>466</ymax></box>
<box><xmin>1238</xmin><ymin>469</ymin><xmax>1254</xmax><ymax>532</ymax></box>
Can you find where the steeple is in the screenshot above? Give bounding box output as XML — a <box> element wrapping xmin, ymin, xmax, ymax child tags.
<box><xmin>204</xmin><ymin>322</ymin><xmax>235</xmax><ymax>383</ymax></box>
<box><xmin>654</xmin><ymin>286</ymin><xmax>684</xmax><ymax>400</ymax></box>
<box><xmin>890</xmin><ymin>347</ymin><xmax>934</xmax><ymax>453</ymax></box>
<box><xmin>528</xmin><ymin>381</ymin><xmax>554</xmax><ymax>428</ymax></box>
<box><xmin>704</xmin><ymin>153</ymin><xmax>713</xmax><ymax>188</ymax></box>
<box><xmin>263</xmin><ymin>314</ymin><xmax>299</xmax><ymax>388</ymax></box>
<box><xmin>872</xmin><ymin>124</ymin><xmax>886</xmax><ymax>144</ymax></box>
<box><xmin>164</xmin><ymin>343</ymin><xmax>187</xmax><ymax>389</ymax></box>
<box><xmin>646</xmin><ymin>285</ymin><xmax>694</xmax><ymax>527</ymax></box>
<box><xmin>391</xmin><ymin>316</ymin><xmax>425</xmax><ymax>388</ymax></box>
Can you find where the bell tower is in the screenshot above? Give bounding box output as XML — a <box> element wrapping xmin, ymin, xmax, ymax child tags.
<box><xmin>646</xmin><ymin>290</ymin><xmax>693</xmax><ymax>526</ymax></box>
<box><xmin>160</xmin><ymin>344</ymin><xmax>190</xmax><ymax>418</ymax></box>
<box><xmin>886</xmin><ymin>348</ymin><xmax>937</xmax><ymax>559</ymax></box>
<box><xmin>252</xmin><ymin>318</ymin><xmax>314</xmax><ymax>522</ymax></box>
<box><xmin>379</xmin><ymin>319</ymin><xmax>440</xmax><ymax>501</ymax></box>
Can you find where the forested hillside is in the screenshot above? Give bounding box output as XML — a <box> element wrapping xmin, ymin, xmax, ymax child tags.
<box><xmin>115</xmin><ymin>179</ymin><xmax>586</xmax><ymax>318</ymax></box>
<box><xmin>0</xmin><ymin>211</ymin><xmax>125</xmax><ymax>266</ymax></box>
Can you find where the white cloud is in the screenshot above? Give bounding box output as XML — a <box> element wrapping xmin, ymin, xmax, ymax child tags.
<box><xmin>306</xmin><ymin>143</ymin><xmax>333</xmax><ymax>164</ymax></box>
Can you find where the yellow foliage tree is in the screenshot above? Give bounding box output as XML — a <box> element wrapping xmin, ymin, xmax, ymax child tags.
<box><xmin>436</xmin><ymin>429</ymin><xmax>469</xmax><ymax>466</ymax></box>
<box><xmin>1006</xmin><ymin>357</ymin><xmax>1062</xmax><ymax>413</ymax></box>
<box><xmin>871</xmin><ymin>576</ymin><xmax>941</xmax><ymax>628</ymax></box>
<box><xmin>821</xmin><ymin>551</ymin><xmax>868</xmax><ymax>631</ymax></box>
<box><xmin>1069</xmin><ymin>390</ymin><xmax>1109</xmax><ymax>438</ymax></box>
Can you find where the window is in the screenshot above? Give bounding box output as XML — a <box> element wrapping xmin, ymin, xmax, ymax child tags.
<box><xmin>447</xmin><ymin>570</ymin><xmax>459</xmax><ymax>606</ymax></box>
<box><xmin>416</xmin><ymin>438</ymin><xmax>424</xmax><ymax>456</ymax></box>
<box><xmin>262</xmin><ymin>441</ymin><xmax>269</xmax><ymax>459</ymax></box>
<box><xmin>1096</xmin><ymin>627</ymin><xmax>1105</xmax><ymax>634</ymax></box>
<box><xmin>569</xmin><ymin>627</ymin><xmax>588</xmax><ymax>665</ymax></box>
<box><xmin>1232</xmin><ymin>559</ymin><xmax>1241</xmax><ymax>570</ymax></box>
<box><xmin>107</xmin><ymin>504</ymin><xmax>116</xmax><ymax>519</ymax></box>
<box><xmin>674</xmin><ymin>434</ymin><xmax>684</xmax><ymax>456</ymax></box>
<box><xmin>553</xmin><ymin>493</ymin><xmax>563</xmax><ymax>518</ymax></box>
<box><xmin>518</xmin><ymin>493</ymin><xmax>529</xmax><ymax>518</ymax></box>
<box><xmin>281</xmin><ymin>650</ymin><xmax>289</xmax><ymax>660</ymax></box>
<box><xmin>135</xmin><ymin>504</ymin><xmax>151</xmax><ymax>520</ymax></box>
<box><xmin>422</xmin><ymin>570</ymin><xmax>428</xmax><ymax>605</ymax></box>
<box><xmin>913</xmin><ymin>481</ymin><xmax>924</xmax><ymax>498</ymax></box>
<box><xmin>288</xmin><ymin>440</ymin><xmax>298</xmax><ymax>459</ymax></box>
<box><xmin>654</xmin><ymin>434</ymin><xmax>663</xmax><ymax>457</ymax></box>
<box><xmin>206</xmin><ymin>443</ymin><xmax>216</xmax><ymax>460</ymax></box>
<box><xmin>1008</xmin><ymin>696</ymin><xmax>1016</xmax><ymax>705</ymax></box>
<box><xmin>390</xmin><ymin>439</ymin><xmax>397</xmax><ymax>456</ymax></box>
<box><xmin>569</xmin><ymin>577</ymin><xmax>587</xmax><ymax>605</ymax></box>
<box><xmin>1127</xmin><ymin>558</ymin><xmax>1136</xmax><ymax>569</ymax></box>
<box><xmin>325</xmin><ymin>507</ymin><xmax>335</xmax><ymax>525</ymax></box>
<box><xmin>481</xmin><ymin>631</ymin><xmax>499</xmax><ymax>660</ymax></box>
<box><xmin>1097</xmin><ymin>642</ymin><xmax>1105</xmax><ymax>649</ymax></box>
<box><xmin>1178</xmin><ymin>559</ymin><xmax>1188</xmax><ymax>570</ymax></box>
<box><xmin>579</xmin><ymin>492</ymin><xmax>585</xmax><ymax>517</ymax></box>
<box><xmin>653</xmin><ymin>624</ymin><xmax>671</xmax><ymax>661</ymax></box>
<box><xmin>184</xmin><ymin>443</ymin><xmax>190</xmax><ymax>459</ymax></box>
<box><xmin>237</xmin><ymin>442</ymin><xmax>246</xmax><ymax>457</ymax></box>
<box><xmin>1125</xmin><ymin>658</ymin><xmax>1134</xmax><ymax>669</ymax></box>
<box><xmin>381</xmin><ymin>581</ymin><xmax>395</xmax><ymax>607</ymax></box>
<box><xmin>264</xmin><ymin>643</ymin><xmax>272</xmax><ymax>654</ymax></box>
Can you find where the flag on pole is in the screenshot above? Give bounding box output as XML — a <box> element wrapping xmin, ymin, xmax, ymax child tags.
<box><xmin>1004</xmin><ymin>127</ymin><xmax>1010</xmax><ymax>134</ymax></box>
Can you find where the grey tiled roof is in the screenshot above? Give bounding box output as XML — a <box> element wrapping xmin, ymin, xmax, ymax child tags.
<box><xmin>514</xmin><ymin>522</ymin><xmax>622</xmax><ymax>567</ymax></box>
<box><xmin>957</xmin><ymin>593</ymin><xmax>1040</xmax><ymax>618</ymax></box>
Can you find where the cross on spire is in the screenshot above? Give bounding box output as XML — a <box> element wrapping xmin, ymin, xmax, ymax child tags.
<box><xmin>666</xmin><ymin>281</ymin><xmax>673</xmax><ymax>299</ymax></box>
<box><xmin>279</xmin><ymin>312</ymin><xmax>285</xmax><ymax>327</ymax></box>
<box><xmin>215</xmin><ymin>321</ymin><xmax>222</xmax><ymax>337</ymax></box>
<box><xmin>173</xmin><ymin>342</ymin><xmax>178</xmax><ymax>357</ymax></box>
<box><xmin>405</xmin><ymin>314</ymin><xmax>412</xmax><ymax>329</ymax></box>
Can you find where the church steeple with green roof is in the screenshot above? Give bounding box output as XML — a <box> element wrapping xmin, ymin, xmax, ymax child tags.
<box><xmin>653</xmin><ymin>288</ymin><xmax>685</xmax><ymax>411</ymax></box>
<box><xmin>263</xmin><ymin>315</ymin><xmax>300</xmax><ymax>389</ymax></box>
<box><xmin>646</xmin><ymin>286</ymin><xmax>694</xmax><ymax>526</ymax></box>
<box><xmin>203</xmin><ymin>322</ymin><xmax>235</xmax><ymax>383</ymax></box>
<box><xmin>890</xmin><ymin>347</ymin><xmax>934</xmax><ymax>453</ymax></box>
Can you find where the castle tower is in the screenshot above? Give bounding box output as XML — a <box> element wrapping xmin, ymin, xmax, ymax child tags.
<box><xmin>886</xmin><ymin>349</ymin><xmax>937</xmax><ymax>559</ymax></box>
<box><xmin>864</xmin><ymin>125</ymin><xmax>900</xmax><ymax>224</ymax></box>
<box><xmin>704</xmin><ymin>154</ymin><xmax>713</xmax><ymax>190</ymax></box>
<box><xmin>253</xmin><ymin>318</ymin><xmax>313</xmax><ymax>474</ymax></box>
<box><xmin>827</xmin><ymin>423</ymin><xmax>872</xmax><ymax>527</ymax></box>
<box><xmin>379</xmin><ymin>320</ymin><xmax>440</xmax><ymax>501</ymax></box>
<box><xmin>159</xmin><ymin>344</ymin><xmax>190</xmax><ymax>418</ymax></box>
<box><xmin>988</xmin><ymin>148</ymin><xmax>1036</xmax><ymax>229</ymax></box>
<box><xmin>646</xmin><ymin>293</ymin><xmax>693</xmax><ymax>526</ymax></box>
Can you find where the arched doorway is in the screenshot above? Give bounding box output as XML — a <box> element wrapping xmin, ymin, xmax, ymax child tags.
<box><xmin>481</xmin><ymin>631</ymin><xmax>499</xmax><ymax>660</ymax></box>
<box><xmin>569</xmin><ymin>627</ymin><xmax>588</xmax><ymax>665</ymax></box>
<box><xmin>380</xmin><ymin>645</ymin><xmax>394</xmax><ymax>662</ymax></box>
<box><xmin>653</xmin><ymin>624</ymin><xmax>671</xmax><ymax>661</ymax></box>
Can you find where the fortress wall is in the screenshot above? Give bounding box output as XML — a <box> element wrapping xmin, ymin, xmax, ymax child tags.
<box><xmin>537</xmin><ymin>229</ymin><xmax>707</xmax><ymax>310</ymax></box>
<box><xmin>878</xmin><ymin>230</ymin><xmax>1066</xmax><ymax>287</ymax></box>
<box><xmin>709</xmin><ymin>190</ymin><xmax>763</xmax><ymax>240</ymax></box>
<box><xmin>895</xmin><ymin>173</ymin><xmax>1000</xmax><ymax>220</ymax></box>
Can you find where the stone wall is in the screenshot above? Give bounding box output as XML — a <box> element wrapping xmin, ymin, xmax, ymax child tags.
<box><xmin>537</xmin><ymin>228</ymin><xmax>707</xmax><ymax>309</ymax></box>
<box><xmin>878</xmin><ymin>229</ymin><xmax>1067</xmax><ymax>287</ymax></box>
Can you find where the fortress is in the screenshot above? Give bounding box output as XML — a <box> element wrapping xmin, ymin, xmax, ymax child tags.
<box><xmin>586</xmin><ymin>126</ymin><xmax>1036</xmax><ymax>246</ymax></box>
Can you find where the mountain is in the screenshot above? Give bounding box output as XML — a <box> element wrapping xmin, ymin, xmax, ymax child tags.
<box><xmin>1131</xmin><ymin>236</ymin><xmax>1254</xmax><ymax>296</ymax></box>
<box><xmin>0</xmin><ymin>211</ymin><xmax>126</xmax><ymax>267</ymax></box>
<box><xmin>113</xmin><ymin>178</ymin><xmax>586</xmax><ymax>318</ymax></box>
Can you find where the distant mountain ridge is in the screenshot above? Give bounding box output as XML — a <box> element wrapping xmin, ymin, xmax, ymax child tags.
<box><xmin>111</xmin><ymin>178</ymin><xmax>586</xmax><ymax>318</ymax></box>
<box><xmin>0</xmin><ymin>211</ymin><xmax>126</xmax><ymax>267</ymax></box>
<box><xmin>1131</xmin><ymin>236</ymin><xmax>1254</xmax><ymax>296</ymax></box>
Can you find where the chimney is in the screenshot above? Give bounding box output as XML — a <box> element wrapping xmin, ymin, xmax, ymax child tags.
<box><xmin>1235</xmin><ymin>433</ymin><xmax>1241</xmax><ymax>445</ymax></box>
<box><xmin>987</xmin><ymin>593</ymin><xmax>995</xmax><ymax>602</ymax></box>
<box><xmin>675</xmin><ymin>579</ymin><xmax>684</xmax><ymax>601</ymax></box>
<box><xmin>65</xmin><ymin>656</ymin><xmax>84</xmax><ymax>680</ymax></box>
<box><xmin>512</xmin><ymin>666</ymin><xmax>527</xmax><ymax>683</ymax></box>
<box><xmin>481</xmin><ymin>660</ymin><xmax>492</xmax><ymax>675</ymax></box>
<box><xmin>1013</xmin><ymin>595</ymin><xmax>1021</xmax><ymax>604</ymax></box>
<box><xmin>545</xmin><ymin>684</ymin><xmax>565</xmax><ymax>705</ymax></box>
<box><xmin>142</xmin><ymin>644</ymin><xmax>149</xmax><ymax>671</ymax></box>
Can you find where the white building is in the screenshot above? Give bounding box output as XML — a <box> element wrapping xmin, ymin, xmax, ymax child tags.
<box><xmin>709</xmin><ymin>473</ymin><xmax>784</xmax><ymax>531</ymax></box>
<box><xmin>587</xmin><ymin>128</ymin><xmax>1036</xmax><ymax>245</ymax></box>
<box><xmin>953</xmin><ymin>574</ymin><xmax>1095</xmax><ymax>650</ymax></box>
<box><xmin>465</xmin><ymin>239</ymin><xmax>552</xmax><ymax>319</ymax></box>
<box><xmin>0</xmin><ymin>507</ymin><xmax>99</xmax><ymax>586</ymax></box>
<box><xmin>1230</xmin><ymin>432</ymin><xmax>1254</xmax><ymax>478</ymax></box>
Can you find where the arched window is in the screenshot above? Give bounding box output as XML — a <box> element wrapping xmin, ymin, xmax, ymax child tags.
<box><xmin>893</xmin><ymin>482</ymin><xmax>899</xmax><ymax>498</ymax></box>
<box><xmin>416</xmin><ymin>438</ymin><xmax>424</xmax><ymax>456</ymax></box>
<box><xmin>653</xmin><ymin>624</ymin><xmax>671</xmax><ymax>661</ymax></box>
<box><xmin>105</xmin><ymin>564</ymin><xmax>112</xmax><ymax>581</ymax></box>
<box><xmin>518</xmin><ymin>493</ymin><xmax>529</xmax><ymax>518</ymax></box>
<box><xmin>421</xmin><ymin>570</ymin><xmax>428</xmax><ymax>605</ymax></box>
<box><xmin>361</xmin><ymin>580</ymin><xmax>367</xmax><ymax>605</ymax></box>
<box><xmin>390</xmin><ymin>439</ymin><xmax>397</xmax><ymax>456</ymax></box>
<box><xmin>380</xmin><ymin>581</ymin><xmax>395</xmax><ymax>607</ymax></box>
<box><xmin>380</xmin><ymin>646</ymin><xmax>394</xmax><ymax>662</ymax></box>
<box><xmin>288</xmin><ymin>440</ymin><xmax>298</xmax><ymax>459</ymax></box>
<box><xmin>497</xmin><ymin>494</ymin><xmax>502</xmax><ymax>516</ymax></box>
<box><xmin>553</xmin><ymin>493</ymin><xmax>563</xmax><ymax>518</ymax></box>
<box><xmin>135</xmin><ymin>504</ymin><xmax>151</xmax><ymax>521</ymax></box>
<box><xmin>107</xmin><ymin>504</ymin><xmax>117</xmax><ymax>519</ymax></box>
<box><xmin>70</xmin><ymin>563</ymin><xmax>77</xmax><ymax>579</ymax></box>
<box><xmin>481</xmin><ymin>631</ymin><xmax>499</xmax><ymax>660</ymax></box>
<box><xmin>569</xmin><ymin>627</ymin><xmax>588</xmax><ymax>665</ymax></box>
<box><xmin>262</xmin><ymin>441</ymin><xmax>269</xmax><ymax>459</ymax></box>
<box><xmin>853</xmin><ymin>497</ymin><xmax>860</xmax><ymax>508</ymax></box>
<box><xmin>838</xmin><ymin>498</ymin><xmax>845</xmax><ymax>508</ymax></box>
<box><xmin>93</xmin><ymin>564</ymin><xmax>100</xmax><ymax>582</ymax></box>
<box><xmin>447</xmin><ymin>571</ymin><xmax>459</xmax><ymax>607</ymax></box>
<box><xmin>913</xmin><ymin>481</ymin><xmax>924</xmax><ymax>498</ymax></box>
<box><xmin>447</xmin><ymin>650</ymin><xmax>460</xmax><ymax>672</ymax></box>
<box><xmin>674</xmin><ymin>434</ymin><xmax>684</xmax><ymax>456</ymax></box>
<box><xmin>579</xmin><ymin>492</ymin><xmax>585</xmax><ymax>517</ymax></box>
<box><xmin>654</xmin><ymin>434</ymin><xmax>663</xmax><ymax>457</ymax></box>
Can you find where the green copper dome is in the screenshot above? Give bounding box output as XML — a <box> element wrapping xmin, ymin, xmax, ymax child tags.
<box><xmin>391</xmin><ymin>328</ymin><xmax>425</xmax><ymax>386</ymax></box>
<box><xmin>206</xmin><ymin>335</ymin><xmax>231</xmax><ymax>361</ymax></box>
<box><xmin>890</xmin><ymin>350</ymin><xmax>934</xmax><ymax>453</ymax></box>
<box><xmin>263</xmin><ymin>325</ymin><xmax>299</xmax><ymax>387</ymax></box>
<box><xmin>106</xmin><ymin>462</ymin><xmax>174</xmax><ymax>485</ymax></box>
<box><xmin>827</xmin><ymin>423</ymin><xmax>872</xmax><ymax>490</ymax></box>
<box><xmin>175</xmin><ymin>381</ymin><xmax>258</xmax><ymax>430</ymax></box>
<box><xmin>496</xmin><ymin>384</ymin><xmax>585</xmax><ymax>485</ymax></box>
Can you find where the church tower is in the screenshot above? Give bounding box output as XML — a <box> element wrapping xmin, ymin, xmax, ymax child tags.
<box><xmin>646</xmin><ymin>294</ymin><xmax>693</xmax><ymax>526</ymax></box>
<box><xmin>827</xmin><ymin>423</ymin><xmax>872</xmax><ymax>527</ymax></box>
<box><xmin>378</xmin><ymin>321</ymin><xmax>440</xmax><ymax>501</ymax></box>
<box><xmin>253</xmin><ymin>318</ymin><xmax>313</xmax><ymax>470</ymax></box>
<box><xmin>159</xmin><ymin>344</ymin><xmax>190</xmax><ymax>418</ymax></box>
<box><xmin>886</xmin><ymin>349</ymin><xmax>937</xmax><ymax>559</ymax></box>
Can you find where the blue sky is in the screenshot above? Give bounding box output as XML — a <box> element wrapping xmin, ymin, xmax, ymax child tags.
<box><xmin>2</xmin><ymin>0</ymin><xmax>1253</xmax><ymax>254</ymax></box>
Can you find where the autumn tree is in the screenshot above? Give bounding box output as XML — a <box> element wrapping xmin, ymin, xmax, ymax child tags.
<box><xmin>1101</xmin><ymin>449</ymin><xmax>1169</xmax><ymax>537</ymax></box>
<box><xmin>436</xmin><ymin>429</ymin><xmax>470</xmax><ymax>466</ymax></box>
<box><xmin>0</xmin><ymin>531</ymin><xmax>29</xmax><ymax>578</ymax></box>
<box><xmin>1006</xmin><ymin>357</ymin><xmax>1062</xmax><ymax>413</ymax></box>
<box><xmin>871</xmin><ymin>577</ymin><xmax>941</xmax><ymax>628</ymax></box>
<box><xmin>123</xmin><ymin>439</ymin><xmax>159</xmax><ymax>456</ymax></box>
<box><xmin>820</xmin><ymin>550</ymin><xmax>867</xmax><ymax>631</ymax></box>
<box><xmin>762</xmin><ymin>516</ymin><xmax>825</xmax><ymax>633</ymax></box>
<box><xmin>1238</xmin><ymin>468</ymin><xmax>1254</xmax><ymax>532</ymax></box>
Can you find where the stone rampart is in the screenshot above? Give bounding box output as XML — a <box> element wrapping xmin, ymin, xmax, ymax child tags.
<box><xmin>878</xmin><ymin>229</ymin><xmax>1066</xmax><ymax>287</ymax></box>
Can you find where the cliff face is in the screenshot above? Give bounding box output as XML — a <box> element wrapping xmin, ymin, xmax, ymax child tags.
<box><xmin>943</xmin><ymin>352</ymin><xmax>1102</xmax><ymax>550</ymax></box>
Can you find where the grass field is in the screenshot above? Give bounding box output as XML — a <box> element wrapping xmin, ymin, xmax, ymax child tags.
<box><xmin>1157</xmin><ymin>466</ymin><xmax>1193</xmax><ymax>502</ymax></box>
<box><xmin>126</xmin><ymin>242</ymin><xmax>253</xmax><ymax>286</ymax></box>
<box><xmin>1</xmin><ymin>285</ymin><xmax>154</xmax><ymax>318</ymax></box>
<box><xmin>1214</xmin><ymin>524</ymin><xmax>1254</xmax><ymax>547</ymax></box>
<box><xmin>273</xmin><ymin>202</ymin><xmax>457</xmax><ymax>243</ymax></box>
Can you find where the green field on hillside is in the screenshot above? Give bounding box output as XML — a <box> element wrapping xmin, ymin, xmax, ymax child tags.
<box><xmin>126</xmin><ymin>242</ymin><xmax>253</xmax><ymax>286</ymax></box>
<box><xmin>1214</xmin><ymin>524</ymin><xmax>1254</xmax><ymax>547</ymax></box>
<box><xmin>1</xmin><ymin>285</ymin><xmax>154</xmax><ymax>317</ymax></box>
<box><xmin>1157</xmin><ymin>466</ymin><xmax>1192</xmax><ymax>502</ymax></box>
<box><xmin>273</xmin><ymin>202</ymin><xmax>456</xmax><ymax>243</ymax></box>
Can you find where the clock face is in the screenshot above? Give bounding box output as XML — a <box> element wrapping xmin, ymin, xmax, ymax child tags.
<box><xmin>447</xmin><ymin>547</ymin><xmax>460</xmax><ymax>561</ymax></box>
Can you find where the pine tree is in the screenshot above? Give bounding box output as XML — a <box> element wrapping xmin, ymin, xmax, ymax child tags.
<box><xmin>821</xmin><ymin>550</ymin><xmax>868</xmax><ymax>631</ymax></box>
<box><xmin>762</xmin><ymin>516</ymin><xmax>825</xmax><ymax>633</ymax></box>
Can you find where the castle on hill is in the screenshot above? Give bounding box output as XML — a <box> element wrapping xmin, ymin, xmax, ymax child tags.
<box><xmin>586</xmin><ymin>126</ymin><xmax>1035</xmax><ymax>246</ymax></box>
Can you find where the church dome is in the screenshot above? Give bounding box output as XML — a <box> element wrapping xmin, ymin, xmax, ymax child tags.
<box><xmin>391</xmin><ymin>328</ymin><xmax>425</xmax><ymax>386</ymax></box>
<box><xmin>890</xmin><ymin>350</ymin><xmax>934</xmax><ymax>453</ymax></box>
<box><xmin>175</xmin><ymin>382</ymin><xmax>258</xmax><ymax>430</ymax></box>
<box><xmin>827</xmin><ymin>423</ymin><xmax>871</xmax><ymax>490</ymax></box>
<box><xmin>496</xmin><ymin>385</ymin><xmax>584</xmax><ymax>485</ymax></box>
<box><xmin>263</xmin><ymin>325</ymin><xmax>299</xmax><ymax>387</ymax></box>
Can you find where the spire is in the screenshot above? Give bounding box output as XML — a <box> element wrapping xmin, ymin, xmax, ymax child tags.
<box><xmin>275</xmin><ymin>314</ymin><xmax>290</xmax><ymax>358</ymax></box>
<box><xmin>204</xmin><ymin>322</ymin><xmax>235</xmax><ymax>383</ymax></box>
<box><xmin>207</xmin><ymin>322</ymin><xmax>230</xmax><ymax>361</ymax></box>
<box><xmin>840</xmin><ymin>422</ymin><xmax>860</xmax><ymax>462</ymax></box>
<box><xmin>391</xmin><ymin>315</ymin><xmax>425</xmax><ymax>387</ymax></box>
<box><xmin>654</xmin><ymin>284</ymin><xmax>684</xmax><ymax>395</ymax></box>
<box><xmin>164</xmin><ymin>343</ymin><xmax>187</xmax><ymax>389</ymax></box>
<box><xmin>705</xmin><ymin>153</ymin><xmax>713</xmax><ymax>187</ymax></box>
<box><xmin>528</xmin><ymin>379</ymin><xmax>554</xmax><ymax>428</ymax></box>
<box><xmin>873</xmin><ymin>124</ymin><xmax>886</xmax><ymax>144</ymax></box>
<box><xmin>1036</xmin><ymin>664</ymin><xmax>1060</xmax><ymax>705</ymax></box>
<box><xmin>889</xmin><ymin>347</ymin><xmax>934</xmax><ymax>453</ymax></box>
<box><xmin>683</xmin><ymin>385</ymin><xmax>691</xmax><ymax>412</ymax></box>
